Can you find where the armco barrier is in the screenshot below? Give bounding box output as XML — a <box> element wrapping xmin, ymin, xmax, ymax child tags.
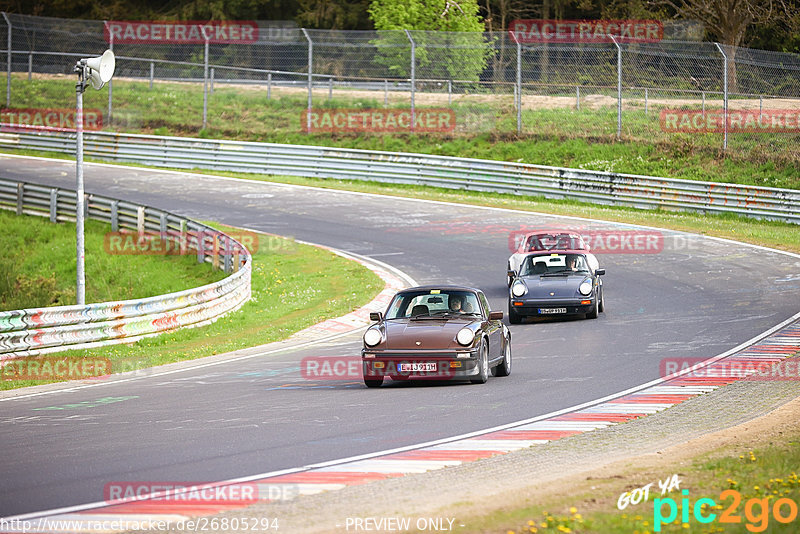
<box><xmin>0</xmin><ymin>127</ymin><xmax>798</xmax><ymax>223</ymax></box>
<box><xmin>0</xmin><ymin>177</ymin><xmax>252</xmax><ymax>358</ymax></box>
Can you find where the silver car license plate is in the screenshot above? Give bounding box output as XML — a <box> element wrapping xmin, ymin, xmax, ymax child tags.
<box><xmin>538</xmin><ymin>307</ymin><xmax>567</xmax><ymax>314</ymax></box>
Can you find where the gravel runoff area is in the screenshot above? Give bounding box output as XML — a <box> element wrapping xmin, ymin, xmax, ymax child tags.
<box><xmin>146</xmin><ymin>370</ymin><xmax>800</xmax><ymax>534</ymax></box>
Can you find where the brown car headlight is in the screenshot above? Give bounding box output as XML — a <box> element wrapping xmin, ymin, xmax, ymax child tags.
<box><xmin>456</xmin><ymin>328</ymin><xmax>475</xmax><ymax>346</ymax></box>
<box><xmin>364</xmin><ymin>327</ymin><xmax>383</xmax><ymax>347</ymax></box>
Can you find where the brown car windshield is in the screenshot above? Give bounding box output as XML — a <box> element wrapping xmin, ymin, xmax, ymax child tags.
<box><xmin>385</xmin><ymin>290</ymin><xmax>482</xmax><ymax>319</ymax></box>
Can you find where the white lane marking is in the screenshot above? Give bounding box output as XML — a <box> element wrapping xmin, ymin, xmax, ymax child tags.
<box><xmin>258</xmin><ymin>483</ymin><xmax>346</xmax><ymax>497</ymax></box>
<box><xmin>582</xmin><ymin>403</ymin><xmax>676</xmax><ymax>414</ymax></box>
<box><xmin>645</xmin><ymin>386</ymin><xmax>719</xmax><ymax>395</ymax></box>
<box><xmin>427</xmin><ymin>439</ymin><xmax>547</xmax><ymax>451</ymax></box>
<box><xmin>512</xmin><ymin>421</ymin><xmax>613</xmax><ymax>431</ymax></box>
<box><xmin>315</xmin><ymin>459</ymin><xmax>461</xmax><ymax>473</ymax></box>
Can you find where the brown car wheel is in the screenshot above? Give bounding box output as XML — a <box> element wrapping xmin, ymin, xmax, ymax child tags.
<box><xmin>470</xmin><ymin>340</ymin><xmax>489</xmax><ymax>384</ymax></box>
<box><xmin>364</xmin><ymin>377</ymin><xmax>384</xmax><ymax>388</ymax></box>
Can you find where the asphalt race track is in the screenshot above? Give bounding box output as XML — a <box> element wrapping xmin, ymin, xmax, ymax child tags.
<box><xmin>1</xmin><ymin>155</ymin><xmax>799</xmax><ymax>517</ymax></box>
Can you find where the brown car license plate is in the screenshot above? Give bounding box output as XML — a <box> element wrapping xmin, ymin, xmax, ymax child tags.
<box><xmin>538</xmin><ymin>307</ymin><xmax>567</xmax><ymax>314</ymax></box>
<box><xmin>398</xmin><ymin>362</ymin><xmax>437</xmax><ymax>372</ymax></box>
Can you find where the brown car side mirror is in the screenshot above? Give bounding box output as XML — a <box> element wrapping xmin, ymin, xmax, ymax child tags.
<box><xmin>489</xmin><ymin>311</ymin><xmax>504</xmax><ymax>320</ymax></box>
<box><xmin>369</xmin><ymin>311</ymin><xmax>383</xmax><ymax>322</ymax></box>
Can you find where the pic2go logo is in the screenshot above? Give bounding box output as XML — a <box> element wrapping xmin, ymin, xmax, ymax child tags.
<box><xmin>654</xmin><ymin>489</ymin><xmax>799</xmax><ymax>532</ymax></box>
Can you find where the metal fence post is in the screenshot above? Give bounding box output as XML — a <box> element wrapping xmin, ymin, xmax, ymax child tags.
<box><xmin>611</xmin><ymin>35</ymin><xmax>622</xmax><ymax>140</ymax></box>
<box><xmin>179</xmin><ymin>219</ymin><xmax>187</xmax><ymax>255</ymax></box>
<box><xmin>328</xmin><ymin>76</ymin><xmax>332</xmax><ymax>100</ymax></box>
<box><xmin>516</xmin><ymin>37</ymin><xmax>522</xmax><ymax>134</ymax></box>
<box><xmin>3</xmin><ymin>12</ymin><xmax>11</xmax><ymax>107</ymax></box>
<box><xmin>576</xmin><ymin>86</ymin><xmax>580</xmax><ymax>110</ymax></box>
<box><xmin>149</xmin><ymin>61</ymin><xmax>154</xmax><ymax>89</ymax></box>
<box><xmin>448</xmin><ymin>79</ymin><xmax>452</xmax><ymax>105</ymax></box>
<box><xmin>136</xmin><ymin>206</ymin><xmax>145</xmax><ymax>237</ymax></box>
<box><xmin>49</xmin><ymin>188</ymin><xmax>57</xmax><ymax>222</ymax></box>
<box><xmin>197</xmin><ymin>229</ymin><xmax>205</xmax><ymax>264</ymax></box>
<box><xmin>405</xmin><ymin>30</ymin><xmax>415</xmax><ymax>131</ymax></box>
<box><xmin>267</xmin><ymin>72</ymin><xmax>272</xmax><ymax>99</ymax></box>
<box><xmin>302</xmin><ymin>28</ymin><xmax>312</xmax><ymax>133</ymax></box>
<box><xmin>111</xmin><ymin>200</ymin><xmax>118</xmax><ymax>231</ymax></box>
<box><xmin>210</xmin><ymin>67</ymin><xmax>214</xmax><ymax>94</ymax></box>
<box><xmin>223</xmin><ymin>235</ymin><xmax>232</xmax><ymax>273</ymax></box>
<box><xmin>715</xmin><ymin>43</ymin><xmax>728</xmax><ymax>151</ymax></box>
<box><xmin>16</xmin><ymin>182</ymin><xmax>23</xmax><ymax>215</ymax></box>
<box><xmin>202</xmin><ymin>35</ymin><xmax>209</xmax><ymax>130</ymax></box>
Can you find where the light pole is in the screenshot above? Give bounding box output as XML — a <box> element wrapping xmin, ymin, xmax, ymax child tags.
<box><xmin>74</xmin><ymin>49</ymin><xmax>115</xmax><ymax>305</ymax></box>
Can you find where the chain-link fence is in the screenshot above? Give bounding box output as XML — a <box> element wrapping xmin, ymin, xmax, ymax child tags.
<box><xmin>2</xmin><ymin>12</ymin><xmax>800</xmax><ymax>161</ymax></box>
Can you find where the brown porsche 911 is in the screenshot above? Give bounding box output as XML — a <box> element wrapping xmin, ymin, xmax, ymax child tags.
<box><xmin>361</xmin><ymin>286</ymin><xmax>512</xmax><ymax>387</ymax></box>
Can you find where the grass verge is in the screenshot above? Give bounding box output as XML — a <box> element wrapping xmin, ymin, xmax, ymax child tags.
<box><xmin>0</xmin><ymin>209</ymin><xmax>226</xmax><ymax>310</ymax></box>
<box><xmin>0</xmin><ymin>219</ymin><xmax>384</xmax><ymax>390</ymax></box>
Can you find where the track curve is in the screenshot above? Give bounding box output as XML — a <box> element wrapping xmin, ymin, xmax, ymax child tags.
<box><xmin>0</xmin><ymin>154</ymin><xmax>798</xmax><ymax>517</ymax></box>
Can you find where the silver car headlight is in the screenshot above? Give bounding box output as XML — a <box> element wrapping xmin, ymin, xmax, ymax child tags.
<box><xmin>456</xmin><ymin>328</ymin><xmax>475</xmax><ymax>346</ymax></box>
<box><xmin>363</xmin><ymin>327</ymin><xmax>383</xmax><ymax>347</ymax></box>
<box><xmin>511</xmin><ymin>281</ymin><xmax>527</xmax><ymax>297</ymax></box>
<box><xmin>579</xmin><ymin>280</ymin><xmax>593</xmax><ymax>296</ymax></box>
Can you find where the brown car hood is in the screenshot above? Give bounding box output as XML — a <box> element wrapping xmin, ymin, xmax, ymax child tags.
<box><xmin>384</xmin><ymin>318</ymin><xmax>477</xmax><ymax>350</ymax></box>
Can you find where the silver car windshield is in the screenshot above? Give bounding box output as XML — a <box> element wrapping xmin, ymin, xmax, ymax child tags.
<box><xmin>521</xmin><ymin>254</ymin><xmax>590</xmax><ymax>275</ymax></box>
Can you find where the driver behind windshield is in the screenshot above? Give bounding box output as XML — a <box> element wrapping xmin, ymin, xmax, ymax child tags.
<box><xmin>567</xmin><ymin>255</ymin><xmax>587</xmax><ymax>271</ymax></box>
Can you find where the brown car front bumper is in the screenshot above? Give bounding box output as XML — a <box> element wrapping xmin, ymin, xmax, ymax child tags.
<box><xmin>361</xmin><ymin>348</ymin><xmax>480</xmax><ymax>380</ymax></box>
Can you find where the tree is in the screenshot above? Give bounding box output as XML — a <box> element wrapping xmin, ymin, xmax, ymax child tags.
<box><xmin>295</xmin><ymin>0</ymin><xmax>372</xmax><ymax>30</ymax></box>
<box><xmin>368</xmin><ymin>0</ymin><xmax>492</xmax><ymax>82</ymax></box>
<box><xmin>650</xmin><ymin>0</ymin><xmax>794</xmax><ymax>91</ymax></box>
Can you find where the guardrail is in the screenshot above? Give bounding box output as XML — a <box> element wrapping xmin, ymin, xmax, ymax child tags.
<box><xmin>0</xmin><ymin>177</ymin><xmax>252</xmax><ymax>358</ymax></box>
<box><xmin>1</xmin><ymin>127</ymin><xmax>799</xmax><ymax>223</ymax></box>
